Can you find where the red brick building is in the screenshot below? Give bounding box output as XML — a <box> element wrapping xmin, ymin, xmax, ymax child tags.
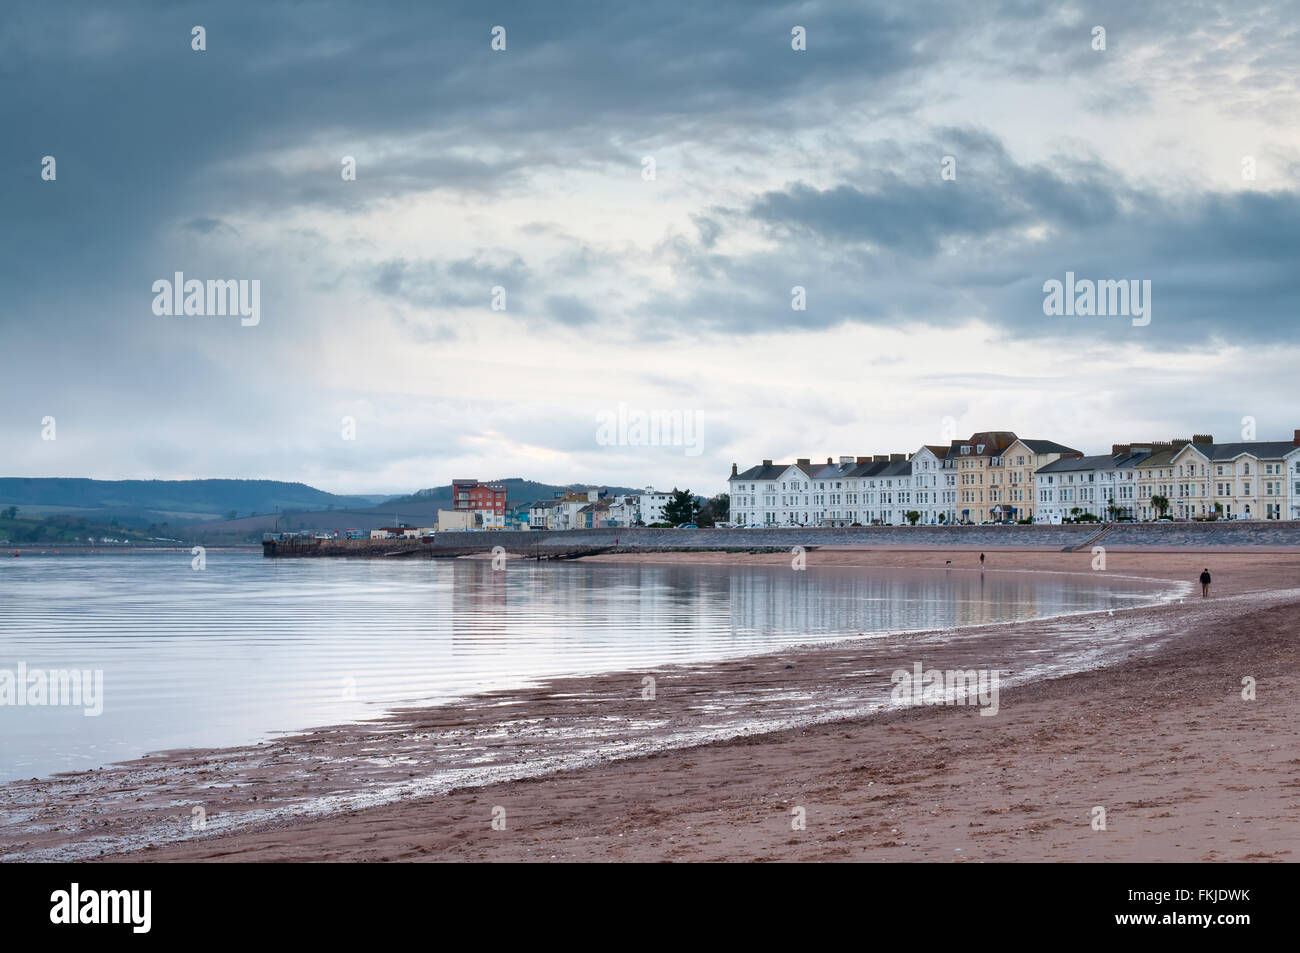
<box><xmin>452</xmin><ymin>479</ymin><xmax>507</xmax><ymax>526</ymax></box>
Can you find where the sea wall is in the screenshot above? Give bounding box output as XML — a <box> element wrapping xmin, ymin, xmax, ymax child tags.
<box><xmin>262</xmin><ymin>520</ymin><xmax>1300</xmax><ymax>557</ymax></box>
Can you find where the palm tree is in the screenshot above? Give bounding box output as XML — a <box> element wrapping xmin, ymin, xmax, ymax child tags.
<box><xmin>1151</xmin><ymin>494</ymin><xmax>1170</xmax><ymax>519</ymax></box>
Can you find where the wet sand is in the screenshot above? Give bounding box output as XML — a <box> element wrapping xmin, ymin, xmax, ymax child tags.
<box><xmin>2</xmin><ymin>549</ymin><xmax>1297</xmax><ymax>862</ymax></box>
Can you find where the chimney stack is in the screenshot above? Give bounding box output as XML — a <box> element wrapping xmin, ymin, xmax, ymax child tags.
<box><xmin>856</xmin><ymin>456</ymin><xmax>870</xmax><ymax>463</ymax></box>
<box><xmin>796</xmin><ymin>458</ymin><xmax>810</xmax><ymax>468</ymax></box>
<box><xmin>730</xmin><ymin>463</ymin><xmax>737</xmax><ymax>477</ymax></box>
<box><xmin>1193</xmin><ymin>433</ymin><xmax>1214</xmax><ymax>444</ymax></box>
<box><xmin>1294</xmin><ymin>429</ymin><xmax>1300</xmax><ymax>447</ymax></box>
<box><xmin>873</xmin><ymin>454</ymin><xmax>888</xmax><ymax>463</ymax></box>
<box><xmin>762</xmin><ymin>459</ymin><xmax>772</xmax><ymax>467</ymax></box>
<box><xmin>889</xmin><ymin>453</ymin><xmax>905</xmax><ymax>462</ymax></box>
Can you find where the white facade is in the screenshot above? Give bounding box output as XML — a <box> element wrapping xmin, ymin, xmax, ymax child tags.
<box><xmin>608</xmin><ymin>495</ymin><xmax>638</xmax><ymax>526</ymax></box>
<box><xmin>527</xmin><ymin>501</ymin><xmax>554</xmax><ymax>530</ymax></box>
<box><xmin>909</xmin><ymin>446</ymin><xmax>955</xmax><ymax>524</ymax></box>
<box><xmin>635</xmin><ymin>488</ymin><xmax>672</xmax><ymax>525</ymax></box>
<box><xmin>727</xmin><ymin>461</ymin><xmax>814</xmax><ymax>526</ymax></box>
<box><xmin>549</xmin><ymin>499</ymin><xmax>588</xmax><ymax>530</ymax></box>
<box><xmin>1036</xmin><ymin>441</ymin><xmax>1300</xmax><ymax>522</ymax></box>
<box><xmin>728</xmin><ymin>455</ymin><xmax>916</xmax><ymax>526</ymax></box>
<box><xmin>1035</xmin><ymin>455</ymin><xmax>1144</xmax><ymax>522</ymax></box>
<box><xmin>1178</xmin><ymin>442</ymin><xmax>1300</xmax><ymax>520</ymax></box>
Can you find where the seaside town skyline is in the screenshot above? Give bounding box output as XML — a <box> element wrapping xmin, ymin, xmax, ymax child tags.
<box><xmin>726</xmin><ymin>427</ymin><xmax>1300</xmax><ymax>527</ymax></box>
<box><xmin>318</xmin><ymin>422</ymin><xmax>1300</xmax><ymax>537</ymax></box>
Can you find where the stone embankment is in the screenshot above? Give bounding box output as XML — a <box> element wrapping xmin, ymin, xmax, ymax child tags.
<box><xmin>262</xmin><ymin>521</ymin><xmax>1300</xmax><ymax>557</ymax></box>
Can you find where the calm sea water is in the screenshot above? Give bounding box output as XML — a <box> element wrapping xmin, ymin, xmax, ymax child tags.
<box><xmin>0</xmin><ymin>551</ymin><xmax>1169</xmax><ymax>782</ymax></box>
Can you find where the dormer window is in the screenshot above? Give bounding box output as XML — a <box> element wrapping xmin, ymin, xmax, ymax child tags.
<box><xmin>977</xmin><ymin>445</ymin><xmax>985</xmax><ymax>453</ymax></box>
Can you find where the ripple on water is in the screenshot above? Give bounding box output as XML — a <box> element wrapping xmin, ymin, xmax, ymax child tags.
<box><xmin>0</xmin><ymin>551</ymin><xmax>1178</xmax><ymax>781</ymax></box>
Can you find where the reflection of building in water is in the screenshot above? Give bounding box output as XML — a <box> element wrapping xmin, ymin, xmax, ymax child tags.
<box><xmin>442</xmin><ymin>562</ymin><xmax>1140</xmax><ymax>665</ymax></box>
<box><xmin>724</xmin><ymin>568</ymin><xmax>1119</xmax><ymax>636</ymax></box>
<box><xmin>450</xmin><ymin>558</ymin><xmax>507</xmax><ymax>644</ymax></box>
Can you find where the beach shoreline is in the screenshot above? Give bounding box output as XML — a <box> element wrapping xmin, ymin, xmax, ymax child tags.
<box><xmin>2</xmin><ymin>548</ymin><xmax>1296</xmax><ymax>863</ymax></box>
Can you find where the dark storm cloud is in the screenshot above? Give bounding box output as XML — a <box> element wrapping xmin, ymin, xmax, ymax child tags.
<box><xmin>645</xmin><ymin>129</ymin><xmax>1300</xmax><ymax>345</ymax></box>
<box><xmin>0</xmin><ymin>0</ymin><xmax>985</xmax><ymax>356</ymax></box>
<box><xmin>7</xmin><ymin>0</ymin><xmax>1290</xmax><ymax>344</ymax></box>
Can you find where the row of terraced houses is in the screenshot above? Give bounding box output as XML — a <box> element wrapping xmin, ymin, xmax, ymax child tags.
<box><xmin>727</xmin><ymin>430</ymin><xmax>1300</xmax><ymax>527</ymax></box>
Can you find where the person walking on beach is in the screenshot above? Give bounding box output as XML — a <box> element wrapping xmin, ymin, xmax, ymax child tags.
<box><xmin>979</xmin><ymin>552</ymin><xmax>985</xmax><ymax>571</ymax></box>
<box><xmin>1200</xmin><ymin>568</ymin><xmax>1211</xmax><ymax>597</ymax></box>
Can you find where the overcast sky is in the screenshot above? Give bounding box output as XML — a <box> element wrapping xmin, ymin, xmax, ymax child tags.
<box><xmin>3</xmin><ymin>1</ymin><xmax>1298</xmax><ymax>495</ymax></box>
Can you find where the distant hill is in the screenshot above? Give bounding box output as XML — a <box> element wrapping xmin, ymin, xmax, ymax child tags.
<box><xmin>183</xmin><ymin>478</ymin><xmax>652</xmax><ymax>543</ymax></box>
<box><xmin>0</xmin><ymin>478</ymin><xmax>385</xmax><ymax>524</ymax></box>
<box><xmin>0</xmin><ymin>476</ymin><xmax>659</xmax><ymax>544</ymax></box>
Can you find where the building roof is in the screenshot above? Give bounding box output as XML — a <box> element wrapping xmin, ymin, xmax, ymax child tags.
<box><xmin>1016</xmin><ymin>439</ymin><xmax>1083</xmax><ymax>455</ymax></box>
<box><xmin>847</xmin><ymin>460</ymin><xmax>889</xmax><ymax>478</ymax></box>
<box><xmin>811</xmin><ymin>460</ymin><xmax>858</xmax><ymax>480</ymax></box>
<box><xmin>1038</xmin><ymin>451</ymin><xmax>1154</xmax><ymax>474</ymax></box>
<box><xmin>732</xmin><ymin>463</ymin><xmax>788</xmax><ymax>481</ymax></box>
<box><xmin>1135</xmin><ymin>448</ymin><xmax>1179</xmax><ymax>468</ymax></box>
<box><xmin>1199</xmin><ymin>441</ymin><xmax>1298</xmax><ymax>461</ymax></box>
<box><xmin>1038</xmin><ymin>454</ymin><xmax>1113</xmax><ymax>473</ymax></box>
<box><xmin>948</xmin><ymin>431</ymin><xmax>1018</xmax><ymax>457</ymax></box>
<box><xmin>731</xmin><ymin>461</ymin><xmax>819</xmax><ymax>481</ymax></box>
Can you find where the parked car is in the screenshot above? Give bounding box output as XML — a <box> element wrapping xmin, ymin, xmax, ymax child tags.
<box><xmin>677</xmin><ymin>523</ymin><xmax>699</xmax><ymax>529</ymax></box>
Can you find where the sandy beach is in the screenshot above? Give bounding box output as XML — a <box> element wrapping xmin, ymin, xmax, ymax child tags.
<box><xmin>2</xmin><ymin>548</ymin><xmax>1297</xmax><ymax>863</ymax></box>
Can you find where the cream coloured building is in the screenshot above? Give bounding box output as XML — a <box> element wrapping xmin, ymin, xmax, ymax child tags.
<box><xmin>993</xmin><ymin>439</ymin><xmax>1082</xmax><ymax>522</ymax></box>
<box><xmin>950</xmin><ymin>431</ymin><xmax>1018</xmax><ymax>523</ymax></box>
<box><xmin>1171</xmin><ymin>438</ymin><xmax>1299</xmax><ymax>520</ymax></box>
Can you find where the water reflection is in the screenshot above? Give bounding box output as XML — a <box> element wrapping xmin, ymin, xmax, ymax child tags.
<box><xmin>0</xmin><ymin>552</ymin><xmax>1166</xmax><ymax>781</ymax></box>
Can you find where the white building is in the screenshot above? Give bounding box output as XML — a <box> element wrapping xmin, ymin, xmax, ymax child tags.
<box><xmin>1036</xmin><ymin>448</ymin><xmax>1155</xmax><ymax>522</ymax></box>
<box><xmin>728</xmin><ymin>454</ymin><xmax>916</xmax><ymax>526</ymax></box>
<box><xmin>608</xmin><ymin>495</ymin><xmax>638</xmax><ymax>526</ymax></box>
<box><xmin>1170</xmin><ymin>437</ymin><xmax>1300</xmax><ymax>520</ymax></box>
<box><xmin>909</xmin><ymin>445</ymin><xmax>955</xmax><ymax>525</ymax></box>
<box><xmin>635</xmin><ymin>488</ymin><xmax>672</xmax><ymax>525</ymax></box>
<box><xmin>527</xmin><ymin>499</ymin><xmax>555</xmax><ymax>530</ymax></box>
